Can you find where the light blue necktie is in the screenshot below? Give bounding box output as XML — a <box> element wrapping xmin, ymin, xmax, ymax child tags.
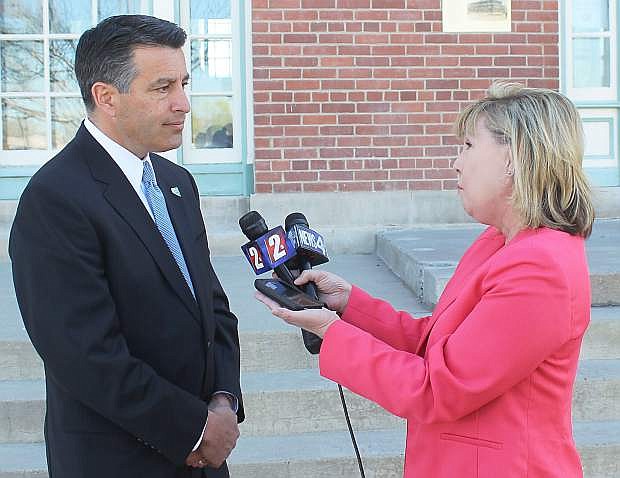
<box><xmin>141</xmin><ymin>160</ymin><xmax>195</xmax><ymax>298</ymax></box>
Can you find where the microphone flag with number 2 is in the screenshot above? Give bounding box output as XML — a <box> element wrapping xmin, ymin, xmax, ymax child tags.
<box><xmin>241</xmin><ymin>226</ymin><xmax>297</xmax><ymax>275</ymax></box>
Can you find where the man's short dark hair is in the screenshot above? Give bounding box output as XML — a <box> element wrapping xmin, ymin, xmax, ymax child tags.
<box><xmin>75</xmin><ymin>15</ymin><xmax>187</xmax><ymax>111</ymax></box>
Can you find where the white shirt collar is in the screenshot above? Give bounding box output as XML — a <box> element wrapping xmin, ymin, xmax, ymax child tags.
<box><xmin>83</xmin><ymin>118</ymin><xmax>155</xmax><ymax>218</ymax></box>
<box><xmin>83</xmin><ymin>117</ymin><xmax>157</xmax><ymax>189</ymax></box>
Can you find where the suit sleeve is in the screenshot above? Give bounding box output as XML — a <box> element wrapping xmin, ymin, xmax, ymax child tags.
<box><xmin>319</xmin><ymin>250</ymin><xmax>573</xmax><ymax>424</ymax></box>
<box><xmin>9</xmin><ymin>180</ymin><xmax>208</xmax><ymax>465</ymax></box>
<box><xmin>187</xmin><ymin>171</ymin><xmax>244</xmax><ymax>422</ymax></box>
<box><xmin>340</xmin><ymin>285</ymin><xmax>431</xmax><ymax>354</ymax></box>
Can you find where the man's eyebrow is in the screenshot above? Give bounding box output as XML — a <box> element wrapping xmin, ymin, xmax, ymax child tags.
<box><xmin>149</xmin><ymin>74</ymin><xmax>190</xmax><ymax>87</ymax></box>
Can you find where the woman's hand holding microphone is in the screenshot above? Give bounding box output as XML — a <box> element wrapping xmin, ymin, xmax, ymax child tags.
<box><xmin>255</xmin><ymin>270</ymin><xmax>352</xmax><ymax>339</ymax></box>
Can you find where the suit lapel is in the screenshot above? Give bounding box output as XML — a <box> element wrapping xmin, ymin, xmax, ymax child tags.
<box><xmin>80</xmin><ymin>126</ymin><xmax>201</xmax><ymax>323</ymax></box>
<box><xmin>152</xmin><ymin>158</ymin><xmax>212</xmax><ymax>323</ymax></box>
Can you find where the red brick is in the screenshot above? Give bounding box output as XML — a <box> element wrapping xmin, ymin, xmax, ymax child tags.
<box><xmin>355</xmin><ymin>10</ymin><xmax>388</xmax><ymax>20</ymax></box>
<box><xmin>390</xmin><ymin>169</ymin><xmax>423</xmax><ymax>179</ymax></box>
<box><xmin>354</xmin><ymin>147</ymin><xmax>389</xmax><ymax>157</ymax></box>
<box><xmin>356</xmin><ymin>57</ymin><xmax>391</xmax><ymax>66</ymax></box>
<box><xmin>284</xmin><ymin>149</ymin><xmax>317</xmax><ymax>159</ymax></box>
<box><xmin>302</xmin><ymin>0</ymin><xmax>334</xmax><ymax>6</ymax></box>
<box><xmin>320</xmin><ymin>10</ymin><xmax>354</xmax><ymax>20</ymax></box>
<box><xmin>285</xmin><ymin>126</ymin><xmax>319</xmax><ymax>136</ymax></box>
<box><xmin>338</xmin><ymin>0</ymin><xmax>371</xmax><ymax>7</ymax></box>
<box><xmin>321</xmin><ymin>57</ymin><xmax>355</xmax><ymax>67</ymax></box>
<box><xmin>321</xmin><ymin>80</ymin><xmax>356</xmax><ymax>89</ymax></box>
<box><xmin>268</xmin><ymin>0</ymin><xmax>300</xmax><ymax>7</ymax></box>
<box><xmin>302</xmin><ymin>115</ymin><xmax>338</xmax><ymax>125</ymax></box>
<box><xmin>303</xmin><ymin>68</ymin><xmax>337</xmax><ymax>78</ymax></box>
<box><xmin>320</xmin><ymin>126</ymin><xmax>354</xmax><ymax>135</ymax></box>
<box><xmin>374</xmin><ymin>181</ymin><xmax>408</xmax><ymax>191</ymax></box>
<box><xmin>339</xmin><ymin>68</ymin><xmax>373</xmax><ymax>78</ymax></box>
<box><xmin>256</xmin><ymin>171</ymin><xmax>283</xmax><ymax>182</ymax></box>
<box><xmin>285</xmin><ymin>80</ymin><xmax>321</xmax><ymax>90</ymax></box>
<box><xmin>302</xmin><ymin>137</ymin><xmax>336</xmax><ymax>147</ymax></box>
<box><xmin>390</xmin><ymin>33</ymin><xmax>424</xmax><ymax>44</ymax></box>
<box><xmin>320</xmin><ymin>147</ymin><xmax>355</xmax><ymax>158</ymax></box>
<box><xmin>374</xmin><ymin>136</ymin><xmax>407</xmax><ymax>146</ymax></box>
<box><xmin>357</xmin><ymin>103</ymin><xmax>390</xmax><ymax>113</ymax></box>
<box><xmin>322</xmin><ymin>103</ymin><xmax>356</xmax><ymax>113</ymax></box>
<box><xmin>283</xmin><ymin>33</ymin><xmax>317</xmax><ymax>43</ymax></box>
<box><xmin>284</xmin><ymin>10</ymin><xmax>318</xmax><ymax>20</ymax></box>
<box><xmin>372</xmin><ymin>0</ymin><xmax>405</xmax><ymax>7</ymax></box>
<box><xmin>355</xmin><ymin>170</ymin><xmax>389</xmax><ymax>180</ymax></box>
<box><xmin>283</xmin><ymin>171</ymin><xmax>318</xmax><ymax>181</ymax></box>
<box><xmin>285</xmin><ymin>57</ymin><xmax>318</xmax><ymax>67</ymax></box>
<box><xmin>274</xmin><ymin>137</ymin><xmax>300</xmax><ymax>147</ymax></box>
<box><xmin>304</xmin><ymin>182</ymin><xmax>339</xmax><ymax>192</ymax></box>
<box><xmin>320</xmin><ymin>170</ymin><xmax>355</xmax><ymax>180</ymax></box>
<box><xmin>338</xmin><ymin>182</ymin><xmax>373</xmax><ymax>192</ymax></box>
<box><xmin>356</xmin><ymin>125</ymin><xmax>389</xmax><ymax>135</ymax></box>
<box><xmin>274</xmin><ymin>183</ymin><xmax>302</xmax><ymax>193</ymax></box>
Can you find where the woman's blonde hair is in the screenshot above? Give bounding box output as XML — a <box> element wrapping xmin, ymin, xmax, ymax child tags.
<box><xmin>455</xmin><ymin>81</ymin><xmax>594</xmax><ymax>237</ymax></box>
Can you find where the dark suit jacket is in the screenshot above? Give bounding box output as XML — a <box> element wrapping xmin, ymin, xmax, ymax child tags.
<box><xmin>9</xmin><ymin>124</ymin><xmax>244</xmax><ymax>478</ymax></box>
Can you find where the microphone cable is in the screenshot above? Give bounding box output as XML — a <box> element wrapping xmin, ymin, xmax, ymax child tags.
<box><xmin>338</xmin><ymin>384</ymin><xmax>366</xmax><ymax>478</ymax></box>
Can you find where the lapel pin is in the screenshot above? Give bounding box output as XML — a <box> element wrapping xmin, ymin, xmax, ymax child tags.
<box><xmin>170</xmin><ymin>186</ymin><xmax>182</xmax><ymax>197</ymax></box>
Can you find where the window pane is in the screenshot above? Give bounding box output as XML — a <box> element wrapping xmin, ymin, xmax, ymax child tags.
<box><xmin>51</xmin><ymin>97</ymin><xmax>84</xmax><ymax>149</ymax></box>
<box><xmin>190</xmin><ymin>0</ymin><xmax>231</xmax><ymax>35</ymax></box>
<box><xmin>1</xmin><ymin>41</ymin><xmax>45</xmax><ymax>93</ymax></box>
<box><xmin>49</xmin><ymin>0</ymin><xmax>91</xmax><ymax>34</ymax></box>
<box><xmin>98</xmin><ymin>0</ymin><xmax>153</xmax><ymax>21</ymax></box>
<box><xmin>51</xmin><ymin>40</ymin><xmax>79</xmax><ymax>92</ymax></box>
<box><xmin>2</xmin><ymin>98</ymin><xmax>47</xmax><ymax>150</ymax></box>
<box><xmin>0</xmin><ymin>0</ymin><xmax>43</xmax><ymax>34</ymax></box>
<box><xmin>573</xmin><ymin>38</ymin><xmax>610</xmax><ymax>88</ymax></box>
<box><xmin>573</xmin><ymin>0</ymin><xmax>609</xmax><ymax>33</ymax></box>
<box><xmin>191</xmin><ymin>39</ymin><xmax>233</xmax><ymax>92</ymax></box>
<box><xmin>191</xmin><ymin>96</ymin><xmax>233</xmax><ymax>149</ymax></box>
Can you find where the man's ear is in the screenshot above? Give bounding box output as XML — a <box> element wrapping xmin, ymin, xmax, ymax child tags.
<box><xmin>91</xmin><ymin>82</ymin><xmax>119</xmax><ymax>118</ymax></box>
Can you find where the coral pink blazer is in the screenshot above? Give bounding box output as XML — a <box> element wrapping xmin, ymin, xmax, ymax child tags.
<box><xmin>320</xmin><ymin>227</ymin><xmax>590</xmax><ymax>477</ymax></box>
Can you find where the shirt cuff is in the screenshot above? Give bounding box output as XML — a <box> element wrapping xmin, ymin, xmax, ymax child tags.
<box><xmin>191</xmin><ymin>392</ymin><xmax>239</xmax><ymax>452</ymax></box>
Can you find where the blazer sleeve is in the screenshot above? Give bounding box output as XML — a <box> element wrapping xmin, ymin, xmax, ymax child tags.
<box><xmin>9</xmin><ymin>180</ymin><xmax>208</xmax><ymax>465</ymax></box>
<box><xmin>319</xmin><ymin>248</ymin><xmax>575</xmax><ymax>424</ymax></box>
<box><xmin>340</xmin><ymin>285</ymin><xmax>431</xmax><ymax>354</ymax></box>
<box><xmin>187</xmin><ymin>171</ymin><xmax>244</xmax><ymax>422</ymax></box>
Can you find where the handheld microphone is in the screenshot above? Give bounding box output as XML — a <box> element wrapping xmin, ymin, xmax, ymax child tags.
<box><xmin>285</xmin><ymin>212</ymin><xmax>327</xmax><ymax>355</ymax></box>
<box><xmin>239</xmin><ymin>211</ymin><xmax>296</xmax><ymax>284</ymax></box>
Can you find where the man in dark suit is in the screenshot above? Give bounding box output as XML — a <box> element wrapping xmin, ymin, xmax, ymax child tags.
<box><xmin>9</xmin><ymin>15</ymin><xmax>243</xmax><ymax>478</ymax></box>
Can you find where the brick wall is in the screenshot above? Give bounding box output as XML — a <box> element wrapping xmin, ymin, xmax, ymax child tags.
<box><xmin>251</xmin><ymin>0</ymin><xmax>559</xmax><ymax>193</ymax></box>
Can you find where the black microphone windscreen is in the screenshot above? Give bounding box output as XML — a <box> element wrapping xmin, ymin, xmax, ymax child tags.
<box><xmin>285</xmin><ymin>212</ymin><xmax>309</xmax><ymax>231</ymax></box>
<box><xmin>239</xmin><ymin>211</ymin><xmax>268</xmax><ymax>240</ymax></box>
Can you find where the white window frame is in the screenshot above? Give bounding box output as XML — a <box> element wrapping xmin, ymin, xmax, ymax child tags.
<box><xmin>565</xmin><ymin>0</ymin><xmax>617</xmax><ymax>101</ymax></box>
<box><xmin>178</xmin><ymin>0</ymin><xmax>243</xmax><ymax>165</ymax></box>
<box><xmin>580</xmin><ymin>109</ymin><xmax>618</xmax><ymax>168</ymax></box>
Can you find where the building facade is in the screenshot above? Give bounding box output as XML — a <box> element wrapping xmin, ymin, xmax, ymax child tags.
<box><xmin>0</xmin><ymin>0</ymin><xmax>618</xmax><ymax>200</ymax></box>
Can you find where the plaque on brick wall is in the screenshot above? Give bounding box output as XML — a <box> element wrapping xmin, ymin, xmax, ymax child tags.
<box><xmin>443</xmin><ymin>0</ymin><xmax>512</xmax><ymax>32</ymax></box>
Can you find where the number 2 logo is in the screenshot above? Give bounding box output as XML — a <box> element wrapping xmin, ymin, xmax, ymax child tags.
<box><xmin>248</xmin><ymin>246</ymin><xmax>264</xmax><ymax>271</ymax></box>
<box><xmin>267</xmin><ymin>233</ymin><xmax>287</xmax><ymax>261</ymax></box>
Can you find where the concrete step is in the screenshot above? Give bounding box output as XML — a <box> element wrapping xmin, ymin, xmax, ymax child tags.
<box><xmin>583</xmin><ymin>307</ymin><xmax>620</xmax><ymax>360</ymax></box>
<box><xmin>3</xmin><ymin>359</ymin><xmax>619</xmax><ymax>444</ymax></box>
<box><xmin>1</xmin><ymin>421</ymin><xmax>619</xmax><ymax>478</ymax></box>
<box><xmin>3</xmin><ymin>305</ymin><xmax>617</xmax><ymax>380</ymax></box>
<box><xmin>377</xmin><ymin>219</ymin><xmax>620</xmax><ymax>307</ymax></box>
<box><xmin>0</xmin><ymin>254</ymin><xmax>429</xmax><ymax>380</ymax></box>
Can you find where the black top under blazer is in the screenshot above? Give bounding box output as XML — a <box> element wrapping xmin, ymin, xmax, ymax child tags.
<box><xmin>9</xmin><ymin>124</ymin><xmax>244</xmax><ymax>478</ymax></box>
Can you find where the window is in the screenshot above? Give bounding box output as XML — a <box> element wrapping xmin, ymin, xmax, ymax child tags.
<box><xmin>0</xmin><ymin>0</ymin><xmax>251</xmax><ymax>197</ymax></box>
<box><xmin>563</xmin><ymin>0</ymin><xmax>620</xmax><ymax>187</ymax></box>
<box><xmin>0</xmin><ymin>0</ymin><xmax>153</xmax><ymax>166</ymax></box>
<box><xmin>181</xmin><ymin>0</ymin><xmax>243</xmax><ymax>164</ymax></box>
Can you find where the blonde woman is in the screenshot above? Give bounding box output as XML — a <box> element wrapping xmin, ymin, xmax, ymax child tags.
<box><xmin>258</xmin><ymin>82</ymin><xmax>594</xmax><ymax>477</ymax></box>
